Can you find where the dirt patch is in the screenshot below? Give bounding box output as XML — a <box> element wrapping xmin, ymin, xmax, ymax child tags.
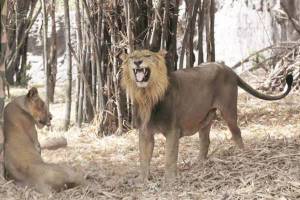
<box><xmin>0</xmin><ymin>93</ymin><xmax>299</xmax><ymax>199</ymax></box>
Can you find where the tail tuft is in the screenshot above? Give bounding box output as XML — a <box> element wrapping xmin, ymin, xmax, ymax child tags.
<box><xmin>285</xmin><ymin>74</ymin><xmax>293</xmax><ymax>87</ymax></box>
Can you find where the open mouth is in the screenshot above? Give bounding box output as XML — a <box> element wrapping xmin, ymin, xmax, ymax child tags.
<box><xmin>133</xmin><ymin>68</ymin><xmax>151</xmax><ymax>83</ymax></box>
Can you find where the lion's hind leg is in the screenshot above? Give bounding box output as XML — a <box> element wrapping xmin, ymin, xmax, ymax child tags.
<box><xmin>216</xmin><ymin>84</ymin><xmax>245</xmax><ymax>149</ymax></box>
<box><xmin>198</xmin><ymin>109</ymin><xmax>216</xmax><ymax>160</ymax></box>
<box><xmin>219</xmin><ymin>105</ymin><xmax>244</xmax><ymax>149</ymax></box>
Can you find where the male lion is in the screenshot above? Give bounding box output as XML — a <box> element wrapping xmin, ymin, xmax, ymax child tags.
<box><xmin>121</xmin><ymin>49</ymin><xmax>293</xmax><ymax>182</ymax></box>
<box><xmin>3</xmin><ymin>87</ymin><xmax>82</xmax><ymax>193</ymax></box>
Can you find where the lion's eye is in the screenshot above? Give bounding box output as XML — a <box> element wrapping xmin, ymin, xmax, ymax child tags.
<box><xmin>144</xmin><ymin>55</ymin><xmax>151</xmax><ymax>58</ymax></box>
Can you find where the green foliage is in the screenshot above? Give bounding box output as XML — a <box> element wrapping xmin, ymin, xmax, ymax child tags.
<box><xmin>253</xmin><ymin>53</ymin><xmax>266</xmax><ymax>63</ymax></box>
<box><xmin>251</xmin><ymin>53</ymin><xmax>267</xmax><ymax>69</ymax></box>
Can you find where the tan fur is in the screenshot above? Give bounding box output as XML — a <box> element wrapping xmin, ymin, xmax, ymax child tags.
<box><xmin>121</xmin><ymin>50</ymin><xmax>169</xmax><ymax>126</ymax></box>
<box><xmin>3</xmin><ymin>88</ymin><xmax>82</xmax><ymax>193</ymax></box>
<box><xmin>121</xmin><ymin>50</ymin><xmax>292</xmax><ymax>183</ymax></box>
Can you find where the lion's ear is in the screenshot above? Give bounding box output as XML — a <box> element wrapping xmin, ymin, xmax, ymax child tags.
<box><xmin>120</xmin><ymin>53</ymin><xmax>128</xmax><ymax>61</ymax></box>
<box><xmin>27</xmin><ymin>87</ymin><xmax>39</xmax><ymax>99</ymax></box>
<box><xmin>158</xmin><ymin>49</ymin><xmax>167</xmax><ymax>56</ymax></box>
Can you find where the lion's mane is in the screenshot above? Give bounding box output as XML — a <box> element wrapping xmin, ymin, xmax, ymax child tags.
<box><xmin>121</xmin><ymin>50</ymin><xmax>169</xmax><ymax>125</ymax></box>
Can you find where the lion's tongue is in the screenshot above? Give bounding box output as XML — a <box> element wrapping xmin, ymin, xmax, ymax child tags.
<box><xmin>136</xmin><ymin>71</ymin><xmax>145</xmax><ymax>82</ymax></box>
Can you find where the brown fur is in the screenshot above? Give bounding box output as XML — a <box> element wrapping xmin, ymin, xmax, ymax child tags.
<box><xmin>121</xmin><ymin>50</ymin><xmax>293</xmax><ymax>183</ymax></box>
<box><xmin>3</xmin><ymin>87</ymin><xmax>82</xmax><ymax>193</ymax></box>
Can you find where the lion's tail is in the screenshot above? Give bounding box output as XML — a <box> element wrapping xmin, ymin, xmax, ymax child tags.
<box><xmin>29</xmin><ymin>163</ymin><xmax>83</xmax><ymax>193</ymax></box>
<box><xmin>237</xmin><ymin>74</ymin><xmax>293</xmax><ymax>101</ymax></box>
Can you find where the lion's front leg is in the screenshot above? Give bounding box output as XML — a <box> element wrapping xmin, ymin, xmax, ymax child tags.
<box><xmin>139</xmin><ymin>129</ymin><xmax>154</xmax><ymax>181</ymax></box>
<box><xmin>164</xmin><ymin>129</ymin><xmax>180</xmax><ymax>183</ymax></box>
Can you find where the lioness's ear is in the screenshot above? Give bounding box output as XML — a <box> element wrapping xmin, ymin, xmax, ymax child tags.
<box><xmin>27</xmin><ymin>87</ymin><xmax>38</xmax><ymax>99</ymax></box>
<box><xmin>120</xmin><ymin>53</ymin><xmax>128</xmax><ymax>61</ymax></box>
<box><xmin>158</xmin><ymin>49</ymin><xmax>167</xmax><ymax>56</ymax></box>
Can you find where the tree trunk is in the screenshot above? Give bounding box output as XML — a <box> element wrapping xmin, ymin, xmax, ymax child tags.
<box><xmin>78</xmin><ymin>79</ymin><xmax>84</xmax><ymax>127</ymax></box>
<box><xmin>179</xmin><ymin>0</ymin><xmax>201</xmax><ymax>69</ymax></box>
<box><xmin>83</xmin><ymin>45</ymin><xmax>94</xmax><ymax>122</ymax></box>
<box><xmin>110</xmin><ymin>1</ymin><xmax>123</xmax><ymax>135</ymax></box>
<box><xmin>186</xmin><ymin>0</ymin><xmax>195</xmax><ymax>68</ymax></box>
<box><xmin>149</xmin><ymin>0</ymin><xmax>162</xmax><ymax>51</ymax></box>
<box><xmin>63</xmin><ymin>0</ymin><xmax>72</xmax><ymax>131</ymax></box>
<box><xmin>123</xmin><ymin>0</ymin><xmax>134</xmax><ymax>127</ymax></box>
<box><xmin>91</xmin><ymin>45</ymin><xmax>97</xmax><ymax>109</ymax></box>
<box><xmin>41</xmin><ymin>0</ymin><xmax>49</xmax><ymax>106</ymax></box>
<box><xmin>161</xmin><ymin>0</ymin><xmax>170</xmax><ymax>49</ymax></box>
<box><xmin>48</xmin><ymin>0</ymin><xmax>57</xmax><ymax>103</ymax></box>
<box><xmin>165</xmin><ymin>0</ymin><xmax>179</xmax><ymax>72</ymax></box>
<box><xmin>75</xmin><ymin>0</ymin><xmax>82</xmax><ymax>125</ymax></box>
<box><xmin>0</xmin><ymin>0</ymin><xmax>8</xmax><ymax>171</ymax></box>
<box><xmin>16</xmin><ymin>35</ymin><xmax>28</xmax><ymax>85</ymax></box>
<box><xmin>133</xmin><ymin>0</ymin><xmax>149</xmax><ymax>48</ymax></box>
<box><xmin>96</xmin><ymin>6</ymin><xmax>105</xmax><ymax>114</ymax></box>
<box><xmin>205</xmin><ymin>0</ymin><xmax>215</xmax><ymax>62</ymax></box>
<box><xmin>197</xmin><ymin>0</ymin><xmax>205</xmax><ymax>65</ymax></box>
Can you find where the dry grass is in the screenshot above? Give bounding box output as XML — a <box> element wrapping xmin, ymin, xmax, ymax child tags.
<box><xmin>0</xmin><ymin>88</ymin><xmax>300</xmax><ymax>199</ymax></box>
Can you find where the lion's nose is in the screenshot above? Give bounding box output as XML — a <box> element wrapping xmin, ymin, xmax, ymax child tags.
<box><xmin>49</xmin><ymin>113</ymin><xmax>53</xmax><ymax>121</ymax></box>
<box><xmin>134</xmin><ymin>60</ymin><xmax>143</xmax><ymax>67</ymax></box>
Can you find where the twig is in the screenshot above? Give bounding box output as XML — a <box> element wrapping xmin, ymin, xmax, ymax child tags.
<box><xmin>232</xmin><ymin>45</ymin><xmax>274</xmax><ymax>69</ymax></box>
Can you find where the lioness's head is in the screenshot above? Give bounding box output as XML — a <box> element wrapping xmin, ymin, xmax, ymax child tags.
<box><xmin>121</xmin><ymin>49</ymin><xmax>168</xmax><ymax>88</ymax></box>
<box><xmin>26</xmin><ymin>87</ymin><xmax>52</xmax><ymax>129</ymax></box>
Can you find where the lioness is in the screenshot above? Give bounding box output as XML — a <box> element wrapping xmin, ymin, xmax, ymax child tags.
<box><xmin>121</xmin><ymin>50</ymin><xmax>293</xmax><ymax>182</ymax></box>
<box><xmin>3</xmin><ymin>87</ymin><xmax>82</xmax><ymax>193</ymax></box>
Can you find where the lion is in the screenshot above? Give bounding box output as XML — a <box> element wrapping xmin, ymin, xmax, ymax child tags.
<box><xmin>3</xmin><ymin>87</ymin><xmax>83</xmax><ymax>193</ymax></box>
<box><xmin>121</xmin><ymin>49</ymin><xmax>293</xmax><ymax>183</ymax></box>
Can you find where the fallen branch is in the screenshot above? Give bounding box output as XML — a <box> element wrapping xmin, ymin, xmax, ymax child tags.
<box><xmin>40</xmin><ymin>136</ymin><xmax>67</xmax><ymax>150</ymax></box>
<box><xmin>232</xmin><ymin>42</ymin><xmax>300</xmax><ymax>70</ymax></box>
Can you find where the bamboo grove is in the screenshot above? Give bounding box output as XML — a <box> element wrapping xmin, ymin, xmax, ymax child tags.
<box><xmin>67</xmin><ymin>0</ymin><xmax>216</xmax><ymax>135</ymax></box>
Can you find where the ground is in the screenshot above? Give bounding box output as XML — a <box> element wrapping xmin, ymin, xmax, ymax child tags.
<box><xmin>0</xmin><ymin>86</ymin><xmax>299</xmax><ymax>200</ymax></box>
